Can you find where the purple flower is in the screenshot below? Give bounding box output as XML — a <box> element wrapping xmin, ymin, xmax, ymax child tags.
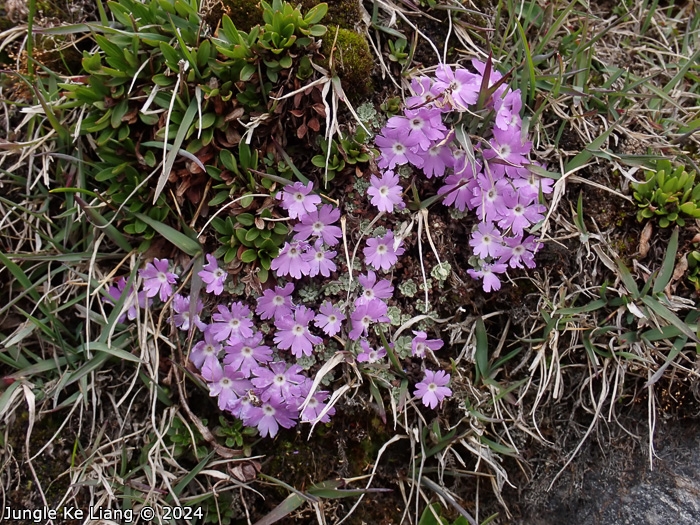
<box><xmin>300</xmin><ymin>389</ymin><xmax>335</xmax><ymax>423</ymax></box>
<box><xmin>349</xmin><ymin>299</ymin><xmax>389</xmax><ymax>340</ymax></box>
<box><xmin>432</xmin><ymin>64</ymin><xmax>479</xmax><ymax>110</ymax></box>
<box><xmin>293</xmin><ymin>204</ymin><xmax>342</xmax><ymax>246</ymax></box>
<box><xmin>375</xmin><ymin>127</ymin><xmax>424</xmax><ymax>170</ymax></box>
<box><xmin>385</xmin><ymin>107</ymin><xmax>446</xmax><ymax>151</ymax></box>
<box><xmin>201</xmin><ymin>356</ymin><xmax>252</xmax><ymax>411</ymax></box>
<box><xmin>314</xmin><ymin>301</ymin><xmax>345</xmax><ymax>337</ymax></box>
<box><xmin>494</xmin><ymin>90</ymin><xmax>523</xmax><ymax>131</ymax></box>
<box><xmin>363</xmin><ymin>231</ymin><xmax>405</xmax><ymax>271</ymax></box>
<box><xmin>105</xmin><ymin>277</ymin><xmax>150</xmax><ymax>323</ymax></box>
<box><xmin>273</xmin><ymin>306</ymin><xmax>322</xmax><ymax>358</ymax></box>
<box><xmin>414</xmin><ymin>369</ymin><xmax>452</xmax><ymax>409</ymax></box>
<box><xmin>497</xmin><ymin>194</ymin><xmax>546</xmax><ymax>236</ymax></box>
<box><xmin>198</xmin><ymin>254</ymin><xmax>227</xmax><ymax>295</ymax></box>
<box><xmin>189</xmin><ymin>327</ymin><xmax>223</xmax><ymax>369</ymax></box>
<box><xmin>276</xmin><ymin>181</ymin><xmax>321</xmax><ymax>220</ymax></box>
<box><xmin>356</xmin><ymin>339</ymin><xmax>387</xmax><ymax>363</ymax></box>
<box><xmin>223</xmin><ymin>332</ymin><xmax>273</xmax><ymax>377</ymax></box>
<box><xmin>497</xmin><ymin>235</ymin><xmax>541</xmax><ymax>269</ymax></box>
<box><xmin>139</xmin><ymin>258</ymin><xmax>178</xmax><ymax>301</ymax></box>
<box><xmin>469</xmin><ymin>222</ymin><xmax>503</xmax><ymax>259</ymax></box>
<box><xmin>302</xmin><ymin>239</ymin><xmax>337</xmax><ymax>278</ymax></box>
<box><xmin>420</xmin><ymin>141</ymin><xmax>455</xmax><ymax>179</ymax></box>
<box><xmin>271</xmin><ymin>241</ymin><xmax>312</xmax><ymax>279</ymax></box>
<box><xmin>367</xmin><ymin>171</ymin><xmax>404</xmax><ymax>213</ymax></box>
<box><xmin>209</xmin><ymin>302</ymin><xmax>254</xmax><ymax>343</ymax></box>
<box><xmin>411</xmin><ymin>331</ymin><xmax>444</xmax><ymax>358</ymax></box>
<box><xmin>355</xmin><ymin>270</ymin><xmax>394</xmax><ymax>306</ymax></box>
<box><xmin>406</xmin><ymin>75</ymin><xmax>440</xmax><ymax>109</ymax></box>
<box><xmin>172</xmin><ymin>293</ymin><xmax>206</xmax><ymax>332</ymax></box>
<box><xmin>513</xmin><ymin>170</ymin><xmax>554</xmax><ymax>199</ymax></box>
<box><xmin>251</xmin><ymin>361</ymin><xmax>306</xmax><ymax>403</ymax></box>
<box><xmin>228</xmin><ymin>394</ymin><xmax>257</xmax><ymax>424</ymax></box>
<box><xmin>468</xmin><ymin>263</ymin><xmax>508</xmax><ymax>293</ymax></box>
<box><xmin>255</xmin><ymin>282</ymin><xmax>295</xmax><ymax>321</ymax></box>
<box><xmin>470</xmin><ymin>175</ymin><xmax>513</xmax><ymax>223</ymax></box>
<box><xmin>482</xmin><ymin>126</ymin><xmax>532</xmax><ymax>178</ymax></box>
<box><xmin>246</xmin><ymin>399</ymin><xmax>297</xmax><ymax>438</ymax></box>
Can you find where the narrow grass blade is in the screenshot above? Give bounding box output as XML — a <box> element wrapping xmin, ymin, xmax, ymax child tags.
<box><xmin>653</xmin><ymin>228</ymin><xmax>678</xmax><ymax>295</ymax></box>
<box><xmin>133</xmin><ymin>212</ymin><xmax>202</xmax><ymax>256</ymax></box>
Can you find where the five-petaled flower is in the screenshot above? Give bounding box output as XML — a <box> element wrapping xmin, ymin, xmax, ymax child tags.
<box><xmin>414</xmin><ymin>369</ymin><xmax>452</xmax><ymax>409</ymax></box>
<box><xmin>139</xmin><ymin>258</ymin><xmax>178</xmax><ymax>301</ymax></box>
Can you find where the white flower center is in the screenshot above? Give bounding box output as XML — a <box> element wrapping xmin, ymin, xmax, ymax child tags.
<box><xmin>392</xmin><ymin>143</ymin><xmax>405</xmax><ymax>154</ymax></box>
<box><xmin>273</xmin><ymin>295</ymin><xmax>285</xmax><ymax>306</ymax></box>
<box><xmin>313</xmin><ymin>221</ymin><xmax>324</xmax><ymax>232</ymax></box>
<box><xmin>274</xmin><ymin>375</ymin><xmax>285</xmax><ymax>384</ymax></box>
<box><xmin>482</xmin><ymin>235</ymin><xmax>491</xmax><ymax>244</ymax></box>
<box><xmin>242</xmin><ymin>346</ymin><xmax>252</xmax><ymax>356</ymax></box>
<box><xmin>293</xmin><ymin>324</ymin><xmax>304</xmax><ymax>335</ymax></box>
<box><xmin>410</xmin><ymin>117</ymin><xmax>423</xmax><ymax>130</ymax></box>
<box><xmin>214</xmin><ymin>268</ymin><xmax>225</xmax><ymax>278</ymax></box>
<box><xmin>229</xmin><ymin>319</ymin><xmax>240</xmax><ymax>328</ymax></box>
<box><xmin>221</xmin><ymin>378</ymin><xmax>231</xmax><ymax>387</ymax></box>
<box><xmin>289</xmin><ymin>247</ymin><xmax>299</xmax><ymax>257</ymax></box>
<box><xmin>315</xmin><ymin>251</ymin><xmax>324</xmax><ymax>260</ymax></box>
<box><xmin>513</xmin><ymin>205</ymin><xmax>524</xmax><ymax>215</ymax></box>
<box><xmin>498</xmin><ymin>144</ymin><xmax>511</xmax><ymax>158</ymax></box>
<box><xmin>379</xmin><ymin>186</ymin><xmax>389</xmax><ymax>196</ymax></box>
<box><xmin>157</xmin><ymin>271</ymin><xmax>167</xmax><ymax>282</ymax></box>
<box><xmin>376</xmin><ymin>244</ymin><xmax>387</xmax><ymax>255</ymax></box>
<box><xmin>294</xmin><ymin>192</ymin><xmax>304</xmax><ymax>201</ymax></box>
<box><xmin>428</xmin><ymin>382</ymin><xmax>437</xmax><ymax>391</ymax></box>
<box><xmin>264</xmin><ymin>405</ymin><xmax>275</xmax><ymax>415</ymax></box>
<box><xmin>513</xmin><ymin>245</ymin><xmax>525</xmax><ymax>256</ymax></box>
<box><xmin>328</xmin><ymin>315</ymin><xmax>337</xmax><ymax>323</ymax></box>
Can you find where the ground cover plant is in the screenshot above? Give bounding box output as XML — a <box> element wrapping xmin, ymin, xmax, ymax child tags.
<box><xmin>1</xmin><ymin>0</ymin><xmax>700</xmax><ymax>523</ymax></box>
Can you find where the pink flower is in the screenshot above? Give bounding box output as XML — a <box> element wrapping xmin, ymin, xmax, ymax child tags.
<box><xmin>469</xmin><ymin>222</ymin><xmax>503</xmax><ymax>259</ymax></box>
<box><xmin>273</xmin><ymin>306</ymin><xmax>322</xmax><ymax>358</ymax></box>
<box><xmin>292</xmin><ymin>204</ymin><xmax>342</xmax><ymax>246</ymax></box>
<box><xmin>497</xmin><ymin>194</ymin><xmax>546</xmax><ymax>236</ymax></box>
<box><xmin>105</xmin><ymin>277</ymin><xmax>150</xmax><ymax>323</ymax></box>
<box><xmin>255</xmin><ymin>282</ymin><xmax>295</xmax><ymax>321</ymax></box>
<box><xmin>201</xmin><ymin>356</ymin><xmax>251</xmax><ymax>411</ymax></box>
<box><xmin>355</xmin><ymin>270</ymin><xmax>394</xmax><ymax>306</ymax></box>
<box><xmin>189</xmin><ymin>327</ymin><xmax>222</xmax><ymax>370</ymax></box>
<box><xmin>301</xmin><ymin>239</ymin><xmax>337</xmax><ymax>278</ymax></box>
<box><xmin>172</xmin><ymin>293</ymin><xmax>206</xmax><ymax>332</ymax></box>
<box><xmin>276</xmin><ymin>181</ymin><xmax>321</xmax><ymax>219</ymax></box>
<box><xmin>468</xmin><ymin>263</ymin><xmax>508</xmax><ymax>293</ymax></box>
<box><xmin>356</xmin><ymin>339</ymin><xmax>387</xmax><ymax>363</ymax></box>
<box><xmin>271</xmin><ymin>241</ymin><xmax>312</xmax><ymax>279</ymax></box>
<box><xmin>385</xmin><ymin>107</ymin><xmax>446</xmax><ymax>151</ymax></box>
<box><xmin>139</xmin><ymin>258</ymin><xmax>178</xmax><ymax>301</ymax></box>
<box><xmin>363</xmin><ymin>231</ymin><xmax>405</xmax><ymax>271</ymax></box>
<box><xmin>223</xmin><ymin>332</ymin><xmax>273</xmax><ymax>377</ymax></box>
<box><xmin>349</xmin><ymin>299</ymin><xmax>389</xmax><ymax>340</ymax></box>
<box><xmin>420</xmin><ymin>141</ymin><xmax>455</xmax><ymax>179</ymax></box>
<box><xmin>246</xmin><ymin>399</ymin><xmax>297</xmax><ymax>438</ymax></box>
<box><xmin>299</xmin><ymin>389</ymin><xmax>335</xmax><ymax>423</ymax></box>
<box><xmin>251</xmin><ymin>361</ymin><xmax>306</xmax><ymax>403</ymax></box>
<box><xmin>375</xmin><ymin>127</ymin><xmax>424</xmax><ymax>170</ymax></box>
<box><xmin>411</xmin><ymin>331</ymin><xmax>444</xmax><ymax>358</ymax></box>
<box><xmin>209</xmin><ymin>302</ymin><xmax>254</xmax><ymax>343</ymax></box>
<box><xmin>497</xmin><ymin>235</ymin><xmax>541</xmax><ymax>269</ymax></box>
<box><xmin>314</xmin><ymin>301</ymin><xmax>345</xmax><ymax>337</ymax></box>
<box><xmin>368</xmin><ymin>171</ymin><xmax>404</xmax><ymax>213</ymax></box>
<box><xmin>198</xmin><ymin>254</ymin><xmax>227</xmax><ymax>295</ymax></box>
<box><xmin>414</xmin><ymin>369</ymin><xmax>452</xmax><ymax>409</ymax></box>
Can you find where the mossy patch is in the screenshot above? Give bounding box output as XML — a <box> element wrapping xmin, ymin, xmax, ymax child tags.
<box><xmin>320</xmin><ymin>25</ymin><xmax>374</xmax><ymax>101</ymax></box>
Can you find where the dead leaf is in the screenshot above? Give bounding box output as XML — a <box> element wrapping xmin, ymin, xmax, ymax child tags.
<box><xmin>639</xmin><ymin>221</ymin><xmax>652</xmax><ymax>258</ymax></box>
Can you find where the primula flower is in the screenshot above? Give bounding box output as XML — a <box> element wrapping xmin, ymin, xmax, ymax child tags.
<box><xmin>364</xmin><ymin>231</ymin><xmax>405</xmax><ymax>271</ymax></box>
<box><xmin>468</xmin><ymin>263</ymin><xmax>508</xmax><ymax>293</ymax></box>
<box><xmin>189</xmin><ymin>327</ymin><xmax>222</xmax><ymax>370</ymax></box>
<box><xmin>482</xmin><ymin>126</ymin><xmax>532</xmax><ymax>178</ymax></box>
<box><xmin>469</xmin><ymin>222</ymin><xmax>503</xmax><ymax>259</ymax></box>
<box><xmin>375</xmin><ymin>127</ymin><xmax>424</xmax><ymax>170</ymax></box>
<box><xmin>198</xmin><ymin>254</ymin><xmax>227</xmax><ymax>295</ymax></box>
<box><xmin>223</xmin><ymin>332</ymin><xmax>273</xmax><ymax>377</ymax></box>
<box><xmin>438</xmin><ymin>157</ymin><xmax>480</xmax><ymax>211</ymax></box>
<box><xmin>256</xmin><ymin>282</ymin><xmax>294</xmax><ymax>321</ymax></box>
<box><xmin>139</xmin><ymin>258</ymin><xmax>178</xmax><ymax>301</ymax></box>
<box><xmin>201</xmin><ymin>356</ymin><xmax>251</xmax><ymax>411</ymax></box>
<box><xmin>302</xmin><ymin>239</ymin><xmax>337</xmax><ymax>278</ymax></box>
<box><xmin>314</xmin><ymin>301</ymin><xmax>345</xmax><ymax>337</ymax></box>
<box><xmin>414</xmin><ymin>369</ymin><xmax>452</xmax><ymax>409</ymax></box>
<box><xmin>349</xmin><ymin>299</ymin><xmax>389</xmax><ymax>340</ymax></box>
<box><xmin>495</xmin><ymin>90</ymin><xmax>523</xmax><ymax>131</ymax></box>
<box><xmin>355</xmin><ymin>271</ymin><xmax>394</xmax><ymax>306</ymax></box>
<box><xmin>411</xmin><ymin>331</ymin><xmax>444</xmax><ymax>358</ymax></box>
<box><xmin>209</xmin><ymin>302</ymin><xmax>254</xmax><ymax>343</ymax></box>
<box><xmin>246</xmin><ymin>399</ymin><xmax>297</xmax><ymax>438</ymax></box>
<box><xmin>228</xmin><ymin>394</ymin><xmax>257</xmax><ymax>424</ymax></box>
<box><xmin>497</xmin><ymin>235</ymin><xmax>541</xmax><ymax>269</ymax></box>
<box><xmin>420</xmin><ymin>141</ymin><xmax>455</xmax><ymax>179</ymax></box>
<box><xmin>274</xmin><ymin>306</ymin><xmax>322</xmax><ymax>358</ymax></box>
<box><xmin>276</xmin><ymin>181</ymin><xmax>321</xmax><ymax>219</ymax></box>
<box><xmin>385</xmin><ymin>107</ymin><xmax>446</xmax><ymax>151</ymax></box>
<box><xmin>513</xmin><ymin>170</ymin><xmax>554</xmax><ymax>200</ymax></box>
<box><xmin>251</xmin><ymin>361</ymin><xmax>306</xmax><ymax>403</ymax></box>
<box><xmin>292</xmin><ymin>204</ymin><xmax>342</xmax><ymax>246</ymax></box>
<box><xmin>432</xmin><ymin>64</ymin><xmax>480</xmax><ymax>111</ymax></box>
<box><xmin>498</xmin><ymin>194</ymin><xmax>546</xmax><ymax>236</ymax></box>
<box><xmin>105</xmin><ymin>277</ymin><xmax>150</xmax><ymax>323</ymax></box>
<box><xmin>271</xmin><ymin>241</ymin><xmax>312</xmax><ymax>280</ymax></box>
<box><xmin>172</xmin><ymin>294</ymin><xmax>206</xmax><ymax>332</ymax></box>
<box><xmin>368</xmin><ymin>171</ymin><xmax>404</xmax><ymax>213</ymax></box>
<box><xmin>356</xmin><ymin>339</ymin><xmax>387</xmax><ymax>363</ymax></box>
<box><xmin>471</xmin><ymin>175</ymin><xmax>514</xmax><ymax>222</ymax></box>
<box><xmin>299</xmin><ymin>389</ymin><xmax>335</xmax><ymax>423</ymax></box>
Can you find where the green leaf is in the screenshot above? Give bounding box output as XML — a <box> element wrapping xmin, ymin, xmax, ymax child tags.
<box><xmin>240</xmin><ymin>249</ymin><xmax>257</xmax><ymax>263</ymax></box>
<box><xmin>641</xmin><ymin>296</ymin><xmax>699</xmax><ymax>342</ymax></box>
<box><xmin>133</xmin><ymin>212</ymin><xmax>202</xmax><ymax>256</ymax></box>
<box><xmin>653</xmin><ymin>228</ymin><xmax>678</xmax><ymax>294</ymax></box>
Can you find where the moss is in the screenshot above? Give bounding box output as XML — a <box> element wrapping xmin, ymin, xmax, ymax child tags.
<box><xmin>298</xmin><ymin>0</ymin><xmax>362</xmax><ymax>30</ymax></box>
<box><xmin>320</xmin><ymin>25</ymin><xmax>374</xmax><ymax>101</ymax></box>
<box><xmin>221</xmin><ymin>0</ymin><xmax>263</xmax><ymax>32</ymax></box>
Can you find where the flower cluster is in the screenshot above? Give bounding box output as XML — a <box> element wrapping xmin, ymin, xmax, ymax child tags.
<box><xmin>373</xmin><ymin>60</ymin><xmax>550</xmax><ymax>292</ymax></box>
